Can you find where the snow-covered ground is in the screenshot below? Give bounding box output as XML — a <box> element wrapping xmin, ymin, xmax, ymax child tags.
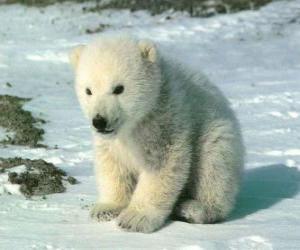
<box><xmin>0</xmin><ymin>0</ymin><xmax>300</xmax><ymax>249</ymax></box>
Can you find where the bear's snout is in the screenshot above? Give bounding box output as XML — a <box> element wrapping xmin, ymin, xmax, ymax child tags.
<box><xmin>92</xmin><ymin>114</ymin><xmax>113</xmax><ymax>134</ymax></box>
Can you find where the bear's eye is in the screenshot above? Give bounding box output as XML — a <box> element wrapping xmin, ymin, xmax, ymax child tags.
<box><xmin>113</xmin><ymin>85</ymin><xmax>124</xmax><ymax>95</ymax></box>
<box><xmin>86</xmin><ymin>88</ymin><xmax>92</xmax><ymax>96</ymax></box>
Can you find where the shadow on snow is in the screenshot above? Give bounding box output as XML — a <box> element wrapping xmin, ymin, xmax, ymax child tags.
<box><xmin>230</xmin><ymin>164</ymin><xmax>300</xmax><ymax>220</ymax></box>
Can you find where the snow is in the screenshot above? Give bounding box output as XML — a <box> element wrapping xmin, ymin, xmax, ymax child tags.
<box><xmin>0</xmin><ymin>0</ymin><xmax>300</xmax><ymax>249</ymax></box>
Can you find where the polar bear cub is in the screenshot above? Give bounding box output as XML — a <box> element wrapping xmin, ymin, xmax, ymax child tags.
<box><xmin>69</xmin><ymin>35</ymin><xmax>244</xmax><ymax>233</ymax></box>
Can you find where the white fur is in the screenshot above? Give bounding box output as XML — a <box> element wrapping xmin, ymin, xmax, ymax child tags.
<box><xmin>69</xmin><ymin>35</ymin><xmax>244</xmax><ymax>233</ymax></box>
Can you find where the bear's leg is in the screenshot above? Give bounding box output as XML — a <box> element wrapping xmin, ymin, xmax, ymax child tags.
<box><xmin>91</xmin><ymin>152</ymin><xmax>137</xmax><ymax>222</ymax></box>
<box><xmin>175</xmin><ymin>120</ymin><xmax>244</xmax><ymax>223</ymax></box>
<box><xmin>117</xmin><ymin>142</ymin><xmax>191</xmax><ymax>233</ymax></box>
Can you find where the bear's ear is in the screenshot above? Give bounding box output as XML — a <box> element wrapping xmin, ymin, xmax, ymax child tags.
<box><xmin>69</xmin><ymin>45</ymin><xmax>85</xmax><ymax>69</ymax></box>
<box><xmin>138</xmin><ymin>40</ymin><xmax>157</xmax><ymax>63</ymax></box>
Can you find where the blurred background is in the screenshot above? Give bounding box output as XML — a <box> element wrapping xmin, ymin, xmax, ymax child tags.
<box><xmin>2</xmin><ymin>0</ymin><xmax>274</xmax><ymax>16</ymax></box>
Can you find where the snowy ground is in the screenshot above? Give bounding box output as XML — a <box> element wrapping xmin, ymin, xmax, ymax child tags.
<box><xmin>0</xmin><ymin>0</ymin><xmax>300</xmax><ymax>249</ymax></box>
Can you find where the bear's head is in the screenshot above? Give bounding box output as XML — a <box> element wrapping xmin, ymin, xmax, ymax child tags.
<box><xmin>69</xmin><ymin>36</ymin><xmax>161</xmax><ymax>138</ymax></box>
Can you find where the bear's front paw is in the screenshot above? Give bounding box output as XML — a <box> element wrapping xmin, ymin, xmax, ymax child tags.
<box><xmin>90</xmin><ymin>203</ymin><xmax>124</xmax><ymax>222</ymax></box>
<box><xmin>117</xmin><ymin>207</ymin><xmax>166</xmax><ymax>233</ymax></box>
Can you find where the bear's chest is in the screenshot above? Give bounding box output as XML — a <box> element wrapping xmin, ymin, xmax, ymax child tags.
<box><xmin>110</xmin><ymin>135</ymin><xmax>168</xmax><ymax>172</ymax></box>
<box><xmin>107</xmin><ymin>139</ymin><xmax>145</xmax><ymax>171</ymax></box>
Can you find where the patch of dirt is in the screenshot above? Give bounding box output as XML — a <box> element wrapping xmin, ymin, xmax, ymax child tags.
<box><xmin>0</xmin><ymin>157</ymin><xmax>78</xmax><ymax>197</ymax></box>
<box><xmin>0</xmin><ymin>95</ymin><xmax>45</xmax><ymax>147</ymax></box>
<box><xmin>5</xmin><ymin>82</ymin><xmax>12</xmax><ymax>88</ymax></box>
<box><xmin>85</xmin><ymin>23</ymin><xmax>111</xmax><ymax>34</ymax></box>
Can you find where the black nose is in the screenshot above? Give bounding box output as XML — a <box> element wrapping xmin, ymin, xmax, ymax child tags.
<box><xmin>92</xmin><ymin>115</ymin><xmax>107</xmax><ymax>132</ymax></box>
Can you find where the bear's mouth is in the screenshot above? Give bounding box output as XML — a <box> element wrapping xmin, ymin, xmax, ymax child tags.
<box><xmin>97</xmin><ymin>128</ymin><xmax>114</xmax><ymax>134</ymax></box>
